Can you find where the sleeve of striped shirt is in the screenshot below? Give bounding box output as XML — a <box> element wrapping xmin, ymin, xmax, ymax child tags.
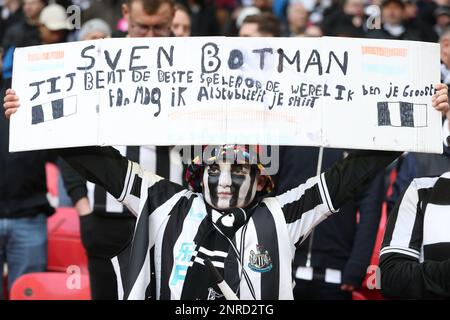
<box><xmin>59</xmin><ymin>146</ymin><xmax>128</xmax><ymax>200</ymax></box>
<box><xmin>276</xmin><ymin>150</ymin><xmax>400</xmax><ymax>246</ymax></box>
<box><xmin>275</xmin><ymin>173</ymin><xmax>336</xmax><ymax>246</ymax></box>
<box><xmin>59</xmin><ymin>157</ymin><xmax>88</xmax><ymax>205</ymax></box>
<box><xmin>380</xmin><ymin>181</ymin><xmax>422</xmax><ymax>259</ymax></box>
<box><xmin>116</xmin><ymin>158</ymin><xmax>185</xmax><ymax>216</ymax></box>
<box><xmin>59</xmin><ymin>146</ymin><xmax>185</xmax><ymax>217</ymax></box>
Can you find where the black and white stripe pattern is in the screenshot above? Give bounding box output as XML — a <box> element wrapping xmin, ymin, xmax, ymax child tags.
<box><xmin>377</xmin><ymin>101</ymin><xmax>427</xmax><ymax>128</ymax></box>
<box><xmin>381</xmin><ymin>172</ymin><xmax>450</xmax><ymax>262</ymax></box>
<box><xmin>111</xmin><ymin>161</ymin><xmax>336</xmax><ymax>300</ymax></box>
<box><xmin>31</xmin><ymin>96</ymin><xmax>77</xmax><ymax>125</ymax></box>
<box><xmin>87</xmin><ymin>146</ymin><xmax>183</xmax><ymax>215</ymax></box>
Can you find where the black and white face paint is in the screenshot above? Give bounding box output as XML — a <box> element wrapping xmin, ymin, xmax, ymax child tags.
<box><xmin>202</xmin><ymin>163</ymin><xmax>258</xmax><ymax>210</ymax></box>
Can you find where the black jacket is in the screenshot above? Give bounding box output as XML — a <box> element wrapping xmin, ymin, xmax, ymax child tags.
<box><xmin>0</xmin><ymin>91</ymin><xmax>55</xmax><ymax>218</ymax></box>
<box><xmin>274</xmin><ymin>146</ymin><xmax>384</xmax><ymax>287</ymax></box>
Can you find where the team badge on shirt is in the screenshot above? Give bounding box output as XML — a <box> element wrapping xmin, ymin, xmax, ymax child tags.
<box><xmin>248</xmin><ymin>244</ymin><xmax>272</xmax><ymax>273</ymax></box>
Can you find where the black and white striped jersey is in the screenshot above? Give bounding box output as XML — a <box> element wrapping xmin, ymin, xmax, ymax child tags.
<box><xmin>86</xmin><ymin>146</ymin><xmax>183</xmax><ymax>214</ymax></box>
<box><xmin>60</xmin><ymin>147</ymin><xmax>398</xmax><ymax>300</ymax></box>
<box><xmin>61</xmin><ymin>146</ymin><xmax>184</xmax><ymax>216</ymax></box>
<box><xmin>380</xmin><ymin>172</ymin><xmax>450</xmax><ymax>298</ymax></box>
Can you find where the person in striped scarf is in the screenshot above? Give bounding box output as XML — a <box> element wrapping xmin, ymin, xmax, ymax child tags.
<box><xmin>3</xmin><ymin>84</ymin><xmax>449</xmax><ymax>299</ymax></box>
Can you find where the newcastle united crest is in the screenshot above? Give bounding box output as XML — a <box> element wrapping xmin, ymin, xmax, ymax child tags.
<box><xmin>248</xmin><ymin>244</ymin><xmax>272</xmax><ymax>273</ymax></box>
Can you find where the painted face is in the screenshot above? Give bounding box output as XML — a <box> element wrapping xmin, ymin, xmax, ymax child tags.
<box><xmin>202</xmin><ymin>163</ymin><xmax>258</xmax><ymax>210</ymax></box>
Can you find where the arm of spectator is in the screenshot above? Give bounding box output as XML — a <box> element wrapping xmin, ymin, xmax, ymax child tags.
<box><xmin>278</xmin><ymin>149</ymin><xmax>400</xmax><ymax>247</ymax></box>
<box><xmin>380</xmin><ymin>180</ymin><xmax>450</xmax><ymax>298</ymax></box>
<box><xmin>59</xmin><ymin>157</ymin><xmax>88</xmax><ymax>204</ymax></box>
<box><xmin>325</xmin><ymin>150</ymin><xmax>401</xmax><ymax>210</ymax></box>
<box><xmin>58</xmin><ymin>146</ymin><xmax>129</xmax><ymax>200</ymax></box>
<box><xmin>59</xmin><ymin>157</ymin><xmax>91</xmax><ymax>215</ymax></box>
<box><xmin>59</xmin><ymin>146</ymin><xmax>186</xmax><ymax>216</ymax></box>
<box><xmin>74</xmin><ymin>197</ymin><xmax>92</xmax><ymax>216</ymax></box>
<box><xmin>380</xmin><ymin>253</ymin><xmax>450</xmax><ymax>299</ymax></box>
<box><xmin>342</xmin><ymin>171</ymin><xmax>385</xmax><ymax>289</ymax></box>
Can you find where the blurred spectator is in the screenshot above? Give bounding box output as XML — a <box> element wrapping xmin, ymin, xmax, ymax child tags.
<box><xmin>434</xmin><ymin>5</ymin><xmax>450</xmax><ymax>37</ymax></box>
<box><xmin>252</xmin><ymin>0</ymin><xmax>272</xmax><ymax>12</ymax></box>
<box><xmin>2</xmin><ymin>0</ymin><xmax>46</xmax><ymax>90</ymax></box>
<box><xmin>78</xmin><ymin>18</ymin><xmax>111</xmax><ymax>40</ymax></box>
<box><xmin>0</xmin><ymin>9</ymin><xmax>57</xmax><ymax>294</ymax></box>
<box><xmin>171</xmin><ymin>3</ymin><xmax>191</xmax><ymax>36</ymax></box>
<box><xmin>215</xmin><ymin>0</ymin><xmax>237</xmax><ymax>35</ymax></box>
<box><xmin>79</xmin><ymin>0</ymin><xmax>123</xmax><ymax>30</ymax></box>
<box><xmin>0</xmin><ymin>0</ymin><xmax>23</xmax><ymax>45</ymax></box>
<box><xmin>122</xmin><ymin>0</ymin><xmax>173</xmax><ymax>37</ymax></box>
<box><xmin>402</xmin><ymin>0</ymin><xmax>438</xmax><ymax>42</ymax></box>
<box><xmin>222</xmin><ymin>4</ymin><xmax>260</xmax><ymax>35</ymax></box>
<box><xmin>178</xmin><ymin>0</ymin><xmax>220</xmax><ymax>35</ymax></box>
<box><xmin>239</xmin><ymin>12</ymin><xmax>281</xmax><ymax>36</ymax></box>
<box><xmin>321</xmin><ymin>0</ymin><xmax>366</xmax><ymax>37</ymax></box>
<box><xmin>274</xmin><ymin>147</ymin><xmax>384</xmax><ymax>300</ymax></box>
<box><xmin>0</xmin><ymin>129</ymin><xmax>56</xmax><ymax>300</ymax></box>
<box><xmin>38</xmin><ymin>3</ymin><xmax>73</xmax><ymax>44</ymax></box>
<box><xmin>303</xmin><ymin>23</ymin><xmax>322</xmax><ymax>36</ymax></box>
<box><xmin>297</xmin><ymin>0</ymin><xmax>334</xmax><ymax>25</ymax></box>
<box><xmin>285</xmin><ymin>2</ymin><xmax>309</xmax><ymax>36</ymax></box>
<box><xmin>440</xmin><ymin>27</ymin><xmax>450</xmax><ymax>84</ymax></box>
<box><xmin>367</xmin><ymin>0</ymin><xmax>421</xmax><ymax>40</ymax></box>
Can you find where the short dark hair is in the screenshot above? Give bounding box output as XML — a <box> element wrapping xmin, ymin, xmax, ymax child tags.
<box><xmin>126</xmin><ymin>0</ymin><xmax>175</xmax><ymax>14</ymax></box>
<box><xmin>242</xmin><ymin>13</ymin><xmax>281</xmax><ymax>37</ymax></box>
<box><xmin>381</xmin><ymin>0</ymin><xmax>405</xmax><ymax>9</ymax></box>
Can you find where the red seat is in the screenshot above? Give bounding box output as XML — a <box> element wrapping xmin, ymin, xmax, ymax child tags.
<box><xmin>45</xmin><ymin>162</ymin><xmax>59</xmax><ymax>198</ymax></box>
<box><xmin>47</xmin><ymin>208</ymin><xmax>88</xmax><ymax>273</ymax></box>
<box><xmin>10</xmin><ymin>272</ymin><xmax>91</xmax><ymax>300</ymax></box>
<box><xmin>352</xmin><ymin>291</ymin><xmax>368</xmax><ymax>300</ymax></box>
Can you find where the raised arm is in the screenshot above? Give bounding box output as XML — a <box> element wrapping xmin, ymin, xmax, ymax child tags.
<box><xmin>58</xmin><ymin>146</ymin><xmax>128</xmax><ymax>200</ymax></box>
<box><xmin>277</xmin><ymin>150</ymin><xmax>400</xmax><ymax>246</ymax></box>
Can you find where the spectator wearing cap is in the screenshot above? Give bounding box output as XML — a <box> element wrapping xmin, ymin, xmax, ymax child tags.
<box><xmin>78</xmin><ymin>18</ymin><xmax>111</xmax><ymax>41</ymax></box>
<box><xmin>38</xmin><ymin>3</ymin><xmax>73</xmax><ymax>44</ymax></box>
<box><xmin>367</xmin><ymin>0</ymin><xmax>421</xmax><ymax>40</ymax></box>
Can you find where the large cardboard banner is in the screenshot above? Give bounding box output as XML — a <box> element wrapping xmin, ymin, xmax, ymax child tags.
<box><xmin>10</xmin><ymin>37</ymin><xmax>442</xmax><ymax>153</ymax></box>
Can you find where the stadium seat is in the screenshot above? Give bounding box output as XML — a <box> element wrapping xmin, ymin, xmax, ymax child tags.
<box><xmin>352</xmin><ymin>291</ymin><xmax>368</xmax><ymax>300</ymax></box>
<box><xmin>45</xmin><ymin>162</ymin><xmax>59</xmax><ymax>199</ymax></box>
<box><xmin>47</xmin><ymin>208</ymin><xmax>88</xmax><ymax>273</ymax></box>
<box><xmin>10</xmin><ymin>272</ymin><xmax>91</xmax><ymax>300</ymax></box>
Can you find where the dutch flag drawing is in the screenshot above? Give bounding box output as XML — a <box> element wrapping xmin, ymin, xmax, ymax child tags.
<box><xmin>31</xmin><ymin>95</ymin><xmax>77</xmax><ymax>125</ymax></box>
<box><xmin>377</xmin><ymin>101</ymin><xmax>427</xmax><ymax>128</ymax></box>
